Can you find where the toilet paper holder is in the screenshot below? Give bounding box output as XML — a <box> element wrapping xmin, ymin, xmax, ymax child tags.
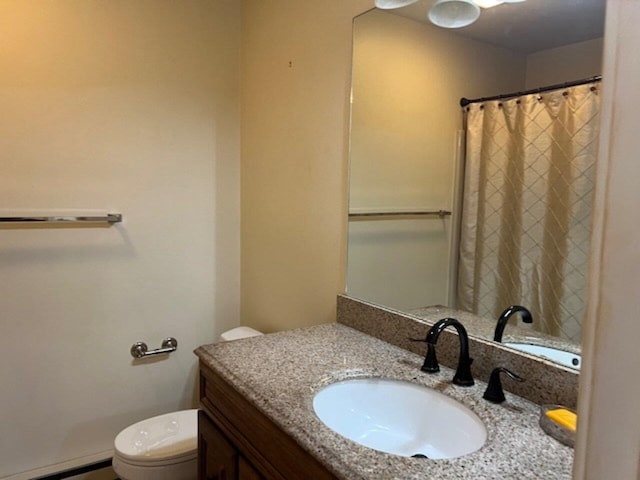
<box><xmin>130</xmin><ymin>337</ymin><xmax>178</xmax><ymax>359</ymax></box>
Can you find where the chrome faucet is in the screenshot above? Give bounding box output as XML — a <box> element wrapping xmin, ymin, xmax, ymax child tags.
<box><xmin>412</xmin><ymin>318</ymin><xmax>474</xmax><ymax>387</ymax></box>
<box><xmin>494</xmin><ymin>305</ymin><xmax>533</xmax><ymax>342</ymax></box>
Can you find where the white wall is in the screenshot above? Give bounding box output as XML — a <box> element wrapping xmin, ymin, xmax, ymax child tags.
<box><xmin>575</xmin><ymin>2</ymin><xmax>640</xmax><ymax>478</ymax></box>
<box><xmin>0</xmin><ymin>1</ymin><xmax>240</xmax><ymax>477</ymax></box>
<box><xmin>526</xmin><ymin>38</ymin><xmax>603</xmax><ymax>89</ymax></box>
<box><xmin>347</xmin><ymin>10</ymin><xmax>526</xmax><ymax>310</ymax></box>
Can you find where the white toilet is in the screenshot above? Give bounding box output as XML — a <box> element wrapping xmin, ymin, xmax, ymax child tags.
<box><xmin>113</xmin><ymin>326</ymin><xmax>263</xmax><ymax>480</ymax></box>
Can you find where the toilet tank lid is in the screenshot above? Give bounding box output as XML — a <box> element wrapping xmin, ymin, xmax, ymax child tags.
<box><xmin>219</xmin><ymin>326</ymin><xmax>263</xmax><ymax>342</ymax></box>
<box><xmin>114</xmin><ymin>409</ymin><xmax>198</xmax><ymax>462</ymax></box>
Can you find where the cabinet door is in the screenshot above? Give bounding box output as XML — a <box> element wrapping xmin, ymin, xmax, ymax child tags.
<box><xmin>238</xmin><ymin>456</ymin><xmax>264</xmax><ymax>480</ymax></box>
<box><xmin>198</xmin><ymin>411</ymin><xmax>238</xmax><ymax>480</ymax></box>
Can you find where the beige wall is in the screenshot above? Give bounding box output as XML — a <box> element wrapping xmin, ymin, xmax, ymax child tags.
<box><xmin>0</xmin><ymin>1</ymin><xmax>240</xmax><ymax>477</ymax></box>
<box><xmin>347</xmin><ymin>10</ymin><xmax>526</xmax><ymax>310</ymax></box>
<box><xmin>241</xmin><ymin>3</ymin><xmax>640</xmax><ymax>477</ymax></box>
<box><xmin>1</xmin><ymin>1</ymin><xmax>636</xmax><ymax>478</ymax></box>
<box><xmin>350</xmin><ymin>10</ymin><xmax>526</xmax><ymax>212</ymax></box>
<box><xmin>526</xmin><ymin>38</ymin><xmax>603</xmax><ymax>89</ymax></box>
<box><xmin>575</xmin><ymin>2</ymin><xmax>640</xmax><ymax>478</ymax></box>
<box><xmin>240</xmin><ymin>0</ymin><xmax>372</xmax><ymax>332</ymax></box>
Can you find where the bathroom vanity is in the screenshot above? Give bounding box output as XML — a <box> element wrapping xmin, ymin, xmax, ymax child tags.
<box><xmin>198</xmin><ymin>359</ymin><xmax>336</xmax><ymax>479</ymax></box>
<box><xmin>196</xmin><ymin>322</ymin><xmax>574</xmax><ymax>479</ymax></box>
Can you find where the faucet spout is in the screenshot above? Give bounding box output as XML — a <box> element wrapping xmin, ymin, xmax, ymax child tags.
<box><xmin>494</xmin><ymin>305</ymin><xmax>533</xmax><ymax>342</ymax></box>
<box><xmin>423</xmin><ymin>318</ymin><xmax>474</xmax><ymax>387</ymax></box>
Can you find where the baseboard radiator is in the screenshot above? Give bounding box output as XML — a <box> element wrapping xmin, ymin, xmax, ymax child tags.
<box><xmin>31</xmin><ymin>459</ymin><xmax>113</xmax><ymax>480</ymax></box>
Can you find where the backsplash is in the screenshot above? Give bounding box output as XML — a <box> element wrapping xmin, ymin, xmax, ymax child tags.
<box><xmin>337</xmin><ymin>295</ymin><xmax>579</xmax><ymax>408</ymax></box>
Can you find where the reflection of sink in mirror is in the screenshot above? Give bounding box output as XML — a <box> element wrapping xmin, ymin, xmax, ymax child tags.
<box><xmin>504</xmin><ymin>343</ymin><xmax>581</xmax><ymax>370</ymax></box>
<box><xmin>312</xmin><ymin>378</ymin><xmax>486</xmax><ymax>459</ymax></box>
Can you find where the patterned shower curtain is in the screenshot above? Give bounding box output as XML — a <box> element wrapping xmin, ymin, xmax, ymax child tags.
<box><xmin>457</xmin><ymin>82</ymin><xmax>601</xmax><ymax>343</ymax></box>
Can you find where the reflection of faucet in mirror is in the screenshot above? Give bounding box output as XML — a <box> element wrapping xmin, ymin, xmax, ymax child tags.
<box><xmin>494</xmin><ymin>306</ymin><xmax>533</xmax><ymax>343</ymax></box>
<box><xmin>413</xmin><ymin>318</ymin><xmax>474</xmax><ymax>387</ymax></box>
<box><xmin>345</xmin><ymin>3</ymin><xmax>605</xmax><ymax>363</ymax></box>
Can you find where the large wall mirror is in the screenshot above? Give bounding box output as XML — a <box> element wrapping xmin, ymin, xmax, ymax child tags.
<box><xmin>346</xmin><ymin>0</ymin><xmax>605</xmax><ymax>370</ymax></box>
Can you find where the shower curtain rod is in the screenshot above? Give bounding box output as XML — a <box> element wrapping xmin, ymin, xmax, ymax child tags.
<box><xmin>459</xmin><ymin>75</ymin><xmax>602</xmax><ymax>108</ymax></box>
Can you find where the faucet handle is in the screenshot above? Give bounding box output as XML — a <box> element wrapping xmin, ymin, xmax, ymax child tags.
<box><xmin>483</xmin><ymin>367</ymin><xmax>525</xmax><ymax>403</ymax></box>
<box><xmin>409</xmin><ymin>338</ymin><xmax>440</xmax><ymax>372</ymax></box>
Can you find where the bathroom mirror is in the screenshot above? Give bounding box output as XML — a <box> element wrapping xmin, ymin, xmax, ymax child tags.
<box><xmin>346</xmin><ymin>0</ymin><xmax>606</xmax><ymax>367</ymax></box>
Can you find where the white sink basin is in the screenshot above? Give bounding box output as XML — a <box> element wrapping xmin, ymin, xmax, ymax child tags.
<box><xmin>504</xmin><ymin>343</ymin><xmax>581</xmax><ymax>370</ymax></box>
<box><xmin>312</xmin><ymin>378</ymin><xmax>486</xmax><ymax>459</ymax></box>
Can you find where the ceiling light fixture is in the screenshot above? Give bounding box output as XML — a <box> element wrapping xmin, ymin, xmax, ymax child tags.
<box><xmin>373</xmin><ymin>0</ymin><xmax>526</xmax><ymax>29</ymax></box>
<box><xmin>428</xmin><ymin>0</ymin><xmax>481</xmax><ymax>29</ymax></box>
<box><xmin>374</xmin><ymin>0</ymin><xmax>421</xmax><ymax>9</ymax></box>
<box><xmin>473</xmin><ymin>0</ymin><xmax>504</xmax><ymax>7</ymax></box>
<box><xmin>475</xmin><ymin>0</ymin><xmax>526</xmax><ymax>7</ymax></box>
<box><xmin>430</xmin><ymin>0</ymin><xmax>527</xmax><ymax>28</ymax></box>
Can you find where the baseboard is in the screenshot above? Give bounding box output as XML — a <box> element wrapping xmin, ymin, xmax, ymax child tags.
<box><xmin>1</xmin><ymin>451</ymin><xmax>113</xmax><ymax>480</ymax></box>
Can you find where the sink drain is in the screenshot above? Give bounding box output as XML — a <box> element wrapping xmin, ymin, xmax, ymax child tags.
<box><xmin>411</xmin><ymin>453</ymin><xmax>430</xmax><ymax>459</ymax></box>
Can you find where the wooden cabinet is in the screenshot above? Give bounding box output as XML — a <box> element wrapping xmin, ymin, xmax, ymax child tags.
<box><xmin>198</xmin><ymin>362</ymin><xmax>338</xmax><ymax>480</ymax></box>
<box><xmin>238</xmin><ymin>457</ymin><xmax>264</xmax><ymax>480</ymax></box>
<box><xmin>198</xmin><ymin>410</ymin><xmax>240</xmax><ymax>480</ymax></box>
<box><xmin>199</xmin><ymin>411</ymin><xmax>265</xmax><ymax>480</ymax></box>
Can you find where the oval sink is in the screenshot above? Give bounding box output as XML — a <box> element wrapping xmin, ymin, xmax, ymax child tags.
<box><xmin>312</xmin><ymin>378</ymin><xmax>486</xmax><ymax>459</ymax></box>
<box><xmin>504</xmin><ymin>343</ymin><xmax>581</xmax><ymax>370</ymax></box>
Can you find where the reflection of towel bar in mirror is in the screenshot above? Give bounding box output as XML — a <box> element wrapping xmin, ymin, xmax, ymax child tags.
<box><xmin>348</xmin><ymin>210</ymin><xmax>451</xmax><ymax>219</ymax></box>
<box><xmin>0</xmin><ymin>213</ymin><xmax>123</xmax><ymax>225</ymax></box>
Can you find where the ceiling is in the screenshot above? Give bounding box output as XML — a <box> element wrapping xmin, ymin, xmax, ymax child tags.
<box><xmin>391</xmin><ymin>0</ymin><xmax>606</xmax><ymax>54</ymax></box>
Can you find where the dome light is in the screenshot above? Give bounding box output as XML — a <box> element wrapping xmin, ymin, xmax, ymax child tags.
<box><xmin>375</xmin><ymin>0</ymin><xmax>421</xmax><ymax>9</ymax></box>
<box><xmin>428</xmin><ymin>0</ymin><xmax>481</xmax><ymax>28</ymax></box>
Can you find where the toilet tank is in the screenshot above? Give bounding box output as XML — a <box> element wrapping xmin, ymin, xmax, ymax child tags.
<box><xmin>219</xmin><ymin>326</ymin><xmax>263</xmax><ymax>342</ymax></box>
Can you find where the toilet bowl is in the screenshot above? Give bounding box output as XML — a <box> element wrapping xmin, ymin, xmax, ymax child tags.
<box><xmin>113</xmin><ymin>327</ymin><xmax>263</xmax><ymax>480</ymax></box>
<box><xmin>113</xmin><ymin>409</ymin><xmax>198</xmax><ymax>480</ymax></box>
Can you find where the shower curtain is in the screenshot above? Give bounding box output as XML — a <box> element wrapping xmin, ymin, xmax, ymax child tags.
<box><xmin>457</xmin><ymin>82</ymin><xmax>601</xmax><ymax>343</ymax></box>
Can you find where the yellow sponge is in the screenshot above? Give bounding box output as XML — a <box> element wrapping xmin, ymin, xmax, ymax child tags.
<box><xmin>546</xmin><ymin>408</ymin><xmax>577</xmax><ymax>431</ymax></box>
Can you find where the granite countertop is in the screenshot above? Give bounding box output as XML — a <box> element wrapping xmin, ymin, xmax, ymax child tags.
<box><xmin>195</xmin><ymin>323</ymin><xmax>574</xmax><ymax>480</ymax></box>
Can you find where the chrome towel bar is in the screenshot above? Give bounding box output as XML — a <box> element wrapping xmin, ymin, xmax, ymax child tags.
<box><xmin>0</xmin><ymin>213</ymin><xmax>122</xmax><ymax>224</ymax></box>
<box><xmin>130</xmin><ymin>337</ymin><xmax>178</xmax><ymax>359</ymax></box>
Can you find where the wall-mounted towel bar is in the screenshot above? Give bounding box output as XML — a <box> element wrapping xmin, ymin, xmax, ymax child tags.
<box><xmin>0</xmin><ymin>213</ymin><xmax>122</xmax><ymax>225</ymax></box>
<box><xmin>348</xmin><ymin>210</ymin><xmax>452</xmax><ymax>219</ymax></box>
<box><xmin>130</xmin><ymin>337</ymin><xmax>178</xmax><ymax>359</ymax></box>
